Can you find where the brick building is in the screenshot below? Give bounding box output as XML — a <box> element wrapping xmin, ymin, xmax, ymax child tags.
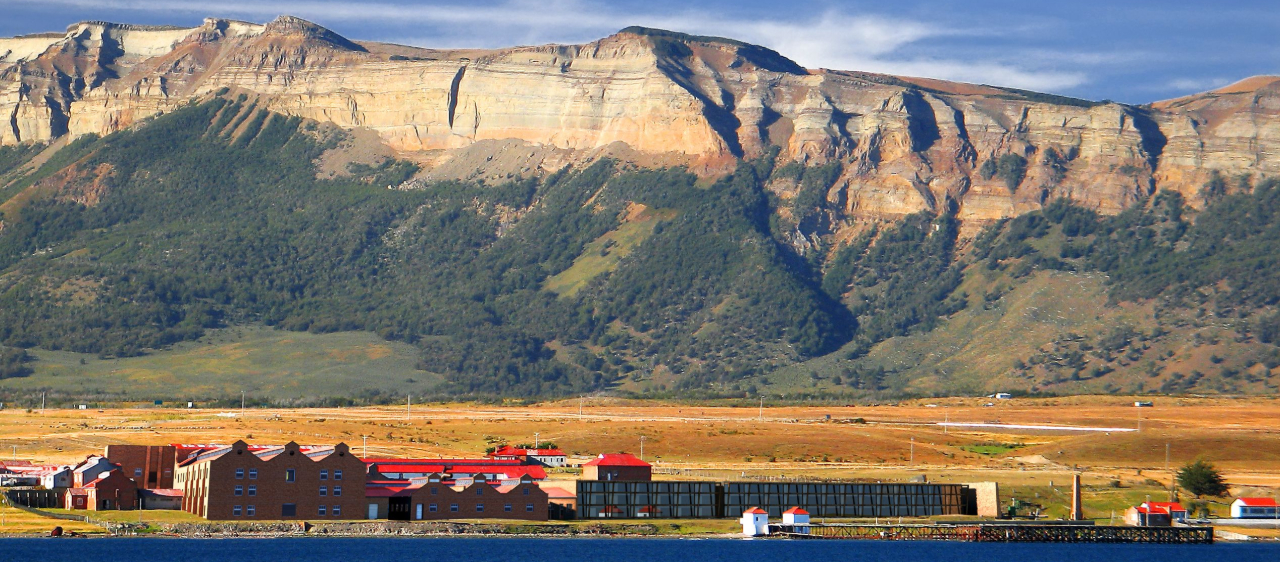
<box><xmin>64</xmin><ymin>469</ymin><xmax>138</xmax><ymax>511</ymax></box>
<box><xmin>582</xmin><ymin>453</ymin><xmax>651</xmax><ymax>482</ymax></box>
<box><xmin>105</xmin><ymin>444</ymin><xmax>178</xmax><ymax>489</ymax></box>
<box><xmin>365</xmin><ymin>473</ymin><xmax>548</xmax><ymax>521</ymax></box>
<box><xmin>174</xmin><ymin>441</ymin><xmax>366</xmax><ymax>520</ymax></box>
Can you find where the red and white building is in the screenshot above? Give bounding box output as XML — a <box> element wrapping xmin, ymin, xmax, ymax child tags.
<box><xmin>488</xmin><ymin>446</ymin><xmax>567</xmax><ymax>467</ymax></box>
<box><xmin>1125</xmin><ymin>501</ymin><xmax>1186</xmax><ymax>526</ymax></box>
<box><xmin>1231</xmin><ymin>497</ymin><xmax>1279</xmax><ymax>519</ymax></box>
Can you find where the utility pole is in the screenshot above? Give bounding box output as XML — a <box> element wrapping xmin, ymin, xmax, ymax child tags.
<box><xmin>534</xmin><ymin>432</ymin><xmax>540</xmax><ymax>449</ymax></box>
<box><xmin>241</xmin><ymin>391</ymin><xmax>245</xmax><ymax>416</ymax></box>
<box><xmin>10</xmin><ymin>445</ymin><xmax>15</xmax><ymax>461</ymax></box>
<box><xmin>1166</xmin><ymin>443</ymin><xmax>1174</xmax><ymax>501</ymax></box>
<box><xmin>640</xmin><ymin>436</ymin><xmax>646</xmax><ymax>461</ymax></box>
<box><xmin>40</xmin><ymin>392</ymin><xmax>45</xmax><ymax>414</ymax></box>
<box><xmin>758</xmin><ymin>396</ymin><xmax>764</xmax><ymax>421</ymax></box>
<box><xmin>406</xmin><ymin>394</ymin><xmax>411</xmax><ymax>420</ymax></box>
<box><xmin>579</xmin><ymin>397</ymin><xmax>583</xmax><ymax>416</ymax></box>
<box><xmin>910</xmin><ymin>437</ymin><xmax>915</xmax><ymax>465</ymax></box>
<box><xmin>362</xmin><ymin>435</ymin><xmax>368</xmax><ymax>458</ymax></box>
<box><xmin>944</xmin><ymin>413</ymin><xmax>948</xmax><ymax>435</ymax></box>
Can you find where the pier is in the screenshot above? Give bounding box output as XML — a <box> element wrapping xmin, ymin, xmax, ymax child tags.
<box><xmin>771</xmin><ymin>523</ymin><xmax>1214</xmax><ymax>544</ymax></box>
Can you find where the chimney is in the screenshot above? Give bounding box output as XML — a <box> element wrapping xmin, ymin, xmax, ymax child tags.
<box><xmin>1071</xmin><ymin>473</ymin><xmax>1084</xmax><ymax>520</ymax></box>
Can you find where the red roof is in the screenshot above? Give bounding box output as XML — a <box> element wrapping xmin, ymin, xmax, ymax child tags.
<box><xmin>141</xmin><ymin>488</ymin><xmax>184</xmax><ymax>497</ymax></box>
<box><xmin>491</xmin><ymin>446</ymin><xmax>565</xmax><ymax>457</ymax></box>
<box><xmin>783</xmin><ymin>507</ymin><xmax>809</xmax><ymax>515</ymax></box>
<box><xmin>1145</xmin><ymin>502</ymin><xmax>1185</xmax><ymax>513</ymax></box>
<box><xmin>540</xmin><ymin>486</ymin><xmax>576</xmax><ymax>499</ymax></box>
<box><xmin>1236</xmin><ymin>497</ymin><xmax>1279</xmax><ymax>507</ymax></box>
<box><xmin>368</xmin><ymin>463</ymin><xmax>546</xmax><ymax>480</ymax></box>
<box><xmin>744</xmin><ymin>507</ymin><xmax>767</xmax><ymax>515</ymax></box>
<box><xmin>584</xmin><ymin>453</ymin><xmax>650</xmax><ymax>468</ymax></box>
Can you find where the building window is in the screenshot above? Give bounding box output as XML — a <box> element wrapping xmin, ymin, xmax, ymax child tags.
<box><xmin>248</xmin><ymin>469</ymin><xmax>257</xmax><ymax>480</ymax></box>
<box><xmin>246</xmin><ymin>505</ymin><xmax>255</xmax><ymax>516</ymax></box>
<box><xmin>235</xmin><ymin>468</ymin><xmax>244</xmax><ymax>479</ymax></box>
<box><xmin>318</xmin><ymin>505</ymin><xmax>327</xmax><ymax>516</ymax></box>
<box><xmin>450</xmin><ymin>504</ymin><xmax>459</xmax><ymax>512</ymax></box>
<box><xmin>505</xmin><ymin>504</ymin><xmax>512</xmax><ymax>512</ymax></box>
<box><xmin>319</xmin><ymin>470</ymin><xmax>328</xmax><ymax>481</ymax></box>
<box><xmin>430</xmin><ymin>487</ymin><xmax>438</xmax><ymax>495</ymax></box>
<box><xmin>523</xmin><ymin>488</ymin><xmax>530</xmax><ymax>495</ymax></box>
<box><xmin>320</xmin><ymin>486</ymin><xmax>328</xmax><ymax>497</ymax></box>
<box><xmin>527</xmin><ymin>504</ymin><xmax>534</xmax><ymax>512</ymax></box>
<box><xmin>248</xmin><ymin>485</ymin><xmax>256</xmax><ymax>496</ymax></box>
<box><xmin>334</xmin><ymin>486</ymin><xmax>342</xmax><ymax>497</ymax></box>
<box><xmin>333</xmin><ymin>505</ymin><xmax>341</xmax><ymax>517</ymax></box>
<box><xmin>477</xmin><ymin>488</ymin><xmax>484</xmax><ymax>495</ymax></box>
<box><xmin>134</xmin><ymin>468</ymin><xmax>143</xmax><ymax>478</ymax></box>
<box><xmin>429</xmin><ymin>504</ymin><xmax>437</xmax><ymax>513</ymax></box>
<box><xmin>476</xmin><ymin>504</ymin><xmax>484</xmax><ymax>512</ymax></box>
<box><xmin>233</xmin><ymin>505</ymin><xmax>241</xmax><ymax>516</ymax></box>
<box><xmin>234</xmin><ymin>485</ymin><xmax>243</xmax><ymax>496</ymax></box>
<box><xmin>334</xmin><ymin>470</ymin><xmax>342</xmax><ymax>480</ymax></box>
<box><xmin>285</xmin><ymin>469</ymin><xmax>295</xmax><ymax>482</ymax></box>
<box><xmin>282</xmin><ymin>503</ymin><xmax>297</xmax><ymax>517</ymax></box>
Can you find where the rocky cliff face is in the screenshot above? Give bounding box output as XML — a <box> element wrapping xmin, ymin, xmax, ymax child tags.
<box><xmin>3</xmin><ymin>16</ymin><xmax>1278</xmax><ymax>222</ymax></box>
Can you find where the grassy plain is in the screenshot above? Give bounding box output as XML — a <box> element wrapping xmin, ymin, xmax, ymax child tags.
<box><xmin>3</xmin><ymin>396</ymin><xmax>1279</xmax><ymax>536</ymax></box>
<box><xmin>6</xmin><ymin>326</ymin><xmax>439</xmax><ymax>401</ymax></box>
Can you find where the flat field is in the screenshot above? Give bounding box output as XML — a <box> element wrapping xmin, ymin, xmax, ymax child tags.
<box><xmin>2</xmin><ymin>396</ymin><xmax>1278</xmax><ymax>534</ymax></box>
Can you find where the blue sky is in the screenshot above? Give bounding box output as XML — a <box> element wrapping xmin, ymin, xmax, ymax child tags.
<box><xmin>3</xmin><ymin>0</ymin><xmax>1277</xmax><ymax>103</ymax></box>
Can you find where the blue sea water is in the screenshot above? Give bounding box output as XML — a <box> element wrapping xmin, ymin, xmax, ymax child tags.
<box><xmin>1</xmin><ymin>538</ymin><xmax>1278</xmax><ymax>562</ymax></box>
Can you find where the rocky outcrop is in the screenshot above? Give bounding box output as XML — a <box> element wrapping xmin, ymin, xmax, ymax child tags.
<box><xmin>2</xmin><ymin>17</ymin><xmax>1278</xmax><ymax>223</ymax></box>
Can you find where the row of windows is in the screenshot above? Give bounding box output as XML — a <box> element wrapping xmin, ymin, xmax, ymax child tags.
<box><xmin>230</xmin><ymin>504</ymin><xmax>344</xmax><ymax>517</ymax></box>
<box><xmin>231</xmin><ymin>505</ymin><xmax>257</xmax><ymax>517</ymax></box>
<box><xmin>232</xmin><ymin>485</ymin><xmax>343</xmax><ymax>497</ymax></box>
<box><xmin>235</xmin><ymin>468</ymin><xmax>343</xmax><ymax>481</ymax></box>
<box><xmin>425</xmin><ymin>503</ymin><xmax>536</xmax><ymax>513</ymax></box>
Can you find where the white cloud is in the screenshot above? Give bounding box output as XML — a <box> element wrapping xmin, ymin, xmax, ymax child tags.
<box><xmin>7</xmin><ymin>0</ymin><xmax>1094</xmax><ymax>93</ymax></box>
<box><xmin>1164</xmin><ymin>77</ymin><xmax>1232</xmax><ymax>93</ymax></box>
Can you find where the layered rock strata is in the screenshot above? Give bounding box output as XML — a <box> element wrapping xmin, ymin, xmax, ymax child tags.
<box><xmin>3</xmin><ymin>16</ymin><xmax>1278</xmax><ymax>222</ymax></box>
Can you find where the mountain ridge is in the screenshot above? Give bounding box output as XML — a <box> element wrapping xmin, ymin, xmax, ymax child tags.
<box><xmin>2</xmin><ymin>16</ymin><xmax>1277</xmax><ymax>228</ymax></box>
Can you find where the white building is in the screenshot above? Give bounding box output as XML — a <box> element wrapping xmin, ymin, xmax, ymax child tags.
<box><xmin>741</xmin><ymin>507</ymin><xmax>768</xmax><ymax>536</ymax></box>
<box><xmin>1231</xmin><ymin>498</ymin><xmax>1279</xmax><ymax>518</ymax></box>
<box><xmin>782</xmin><ymin>507</ymin><xmax>810</xmax><ymax>534</ymax></box>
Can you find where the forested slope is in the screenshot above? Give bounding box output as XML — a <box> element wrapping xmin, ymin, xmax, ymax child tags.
<box><xmin>2</xmin><ymin>95</ymin><xmax>1279</xmax><ymax>401</ymax></box>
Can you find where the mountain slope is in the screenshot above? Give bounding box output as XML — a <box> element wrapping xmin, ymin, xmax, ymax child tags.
<box><xmin>3</xmin><ymin>17</ymin><xmax>1279</xmax><ymax>227</ymax></box>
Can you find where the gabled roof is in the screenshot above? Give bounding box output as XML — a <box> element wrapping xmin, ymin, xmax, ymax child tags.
<box><xmin>783</xmin><ymin>507</ymin><xmax>809</xmax><ymax>515</ymax></box>
<box><xmin>744</xmin><ymin>507</ymin><xmax>767</xmax><ymax>515</ymax></box>
<box><xmin>491</xmin><ymin>445</ymin><xmax>566</xmax><ymax>457</ymax></box>
<box><xmin>540</xmin><ymin>486</ymin><xmax>575</xmax><ymax>499</ymax></box>
<box><xmin>1235</xmin><ymin>497</ymin><xmax>1279</xmax><ymax>507</ymax></box>
<box><xmin>1144</xmin><ymin>502</ymin><xmax>1185</xmax><ymax>513</ymax></box>
<box><xmin>583</xmin><ymin>453</ymin><xmax>650</xmax><ymax>468</ymax></box>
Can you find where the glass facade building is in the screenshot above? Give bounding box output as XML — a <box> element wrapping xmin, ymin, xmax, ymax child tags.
<box><xmin>575</xmin><ymin>480</ymin><xmax>971</xmax><ymax>519</ymax></box>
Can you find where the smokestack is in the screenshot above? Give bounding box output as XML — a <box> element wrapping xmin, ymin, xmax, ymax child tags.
<box><xmin>1071</xmin><ymin>473</ymin><xmax>1084</xmax><ymax>521</ymax></box>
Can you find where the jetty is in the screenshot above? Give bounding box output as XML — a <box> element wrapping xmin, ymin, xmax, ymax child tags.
<box><xmin>771</xmin><ymin>523</ymin><xmax>1214</xmax><ymax>544</ymax></box>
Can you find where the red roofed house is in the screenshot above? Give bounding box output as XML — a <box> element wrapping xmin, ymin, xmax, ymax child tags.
<box><xmin>489</xmin><ymin>446</ymin><xmax>567</xmax><ymax>467</ymax></box>
<box><xmin>365</xmin><ymin>458</ymin><xmax>546</xmax><ymax>484</ymax></box>
<box><xmin>782</xmin><ymin>506</ymin><xmax>810</xmax><ymax>533</ymax></box>
<box><xmin>1231</xmin><ymin>497</ymin><xmax>1279</xmax><ymax>519</ymax></box>
<box><xmin>1125</xmin><ymin>501</ymin><xmax>1186</xmax><ymax>527</ymax></box>
<box><xmin>583</xmin><ymin>453</ymin><xmax>651</xmax><ymax>482</ymax></box>
<box><xmin>741</xmin><ymin>507</ymin><xmax>768</xmax><ymax>536</ymax></box>
<box><xmin>64</xmin><ymin>468</ymin><xmax>137</xmax><ymax>511</ymax></box>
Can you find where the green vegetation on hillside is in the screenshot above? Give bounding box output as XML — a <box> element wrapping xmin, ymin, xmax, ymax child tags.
<box><xmin>2</xmin><ymin>95</ymin><xmax>1279</xmax><ymax>401</ymax></box>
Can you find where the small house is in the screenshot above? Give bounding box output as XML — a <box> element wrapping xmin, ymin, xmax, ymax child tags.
<box><xmin>741</xmin><ymin>507</ymin><xmax>769</xmax><ymax>536</ymax></box>
<box><xmin>1231</xmin><ymin>498</ymin><xmax>1279</xmax><ymax>519</ymax></box>
<box><xmin>782</xmin><ymin>507</ymin><xmax>810</xmax><ymax>534</ymax></box>
<box><xmin>1125</xmin><ymin>502</ymin><xmax>1184</xmax><ymax>526</ymax></box>
<box><xmin>582</xmin><ymin>453</ymin><xmax>651</xmax><ymax>482</ymax></box>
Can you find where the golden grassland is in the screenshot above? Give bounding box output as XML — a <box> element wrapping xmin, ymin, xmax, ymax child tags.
<box><xmin>0</xmin><ymin>505</ymin><xmax>100</xmax><ymax>535</ymax></box>
<box><xmin>2</xmin><ymin>395</ymin><xmax>1279</xmax><ymax>536</ymax></box>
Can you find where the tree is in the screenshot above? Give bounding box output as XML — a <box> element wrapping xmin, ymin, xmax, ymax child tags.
<box><xmin>1176</xmin><ymin>459</ymin><xmax>1229</xmax><ymax>497</ymax></box>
